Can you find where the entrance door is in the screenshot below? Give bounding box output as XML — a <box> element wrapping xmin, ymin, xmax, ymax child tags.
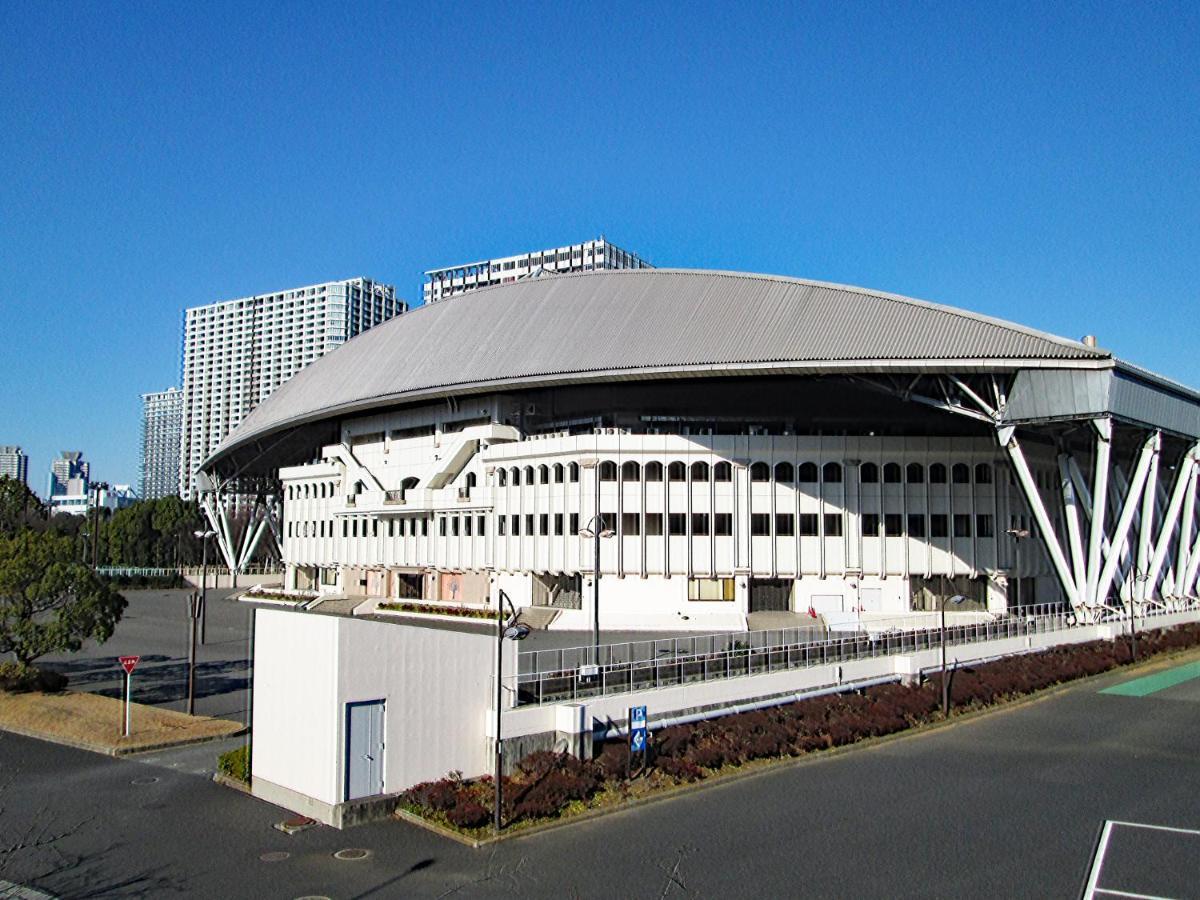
<box><xmin>859</xmin><ymin>588</ymin><xmax>883</xmax><ymax>612</ymax></box>
<box><xmin>345</xmin><ymin>700</ymin><xmax>385</xmax><ymax>800</ymax></box>
<box><xmin>749</xmin><ymin>579</ymin><xmax>793</xmax><ymax>612</ymax></box>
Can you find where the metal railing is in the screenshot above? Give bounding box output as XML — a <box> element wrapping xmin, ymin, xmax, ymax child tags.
<box><xmin>509</xmin><ymin>601</ymin><xmax>1190</xmax><ymax>708</ymax></box>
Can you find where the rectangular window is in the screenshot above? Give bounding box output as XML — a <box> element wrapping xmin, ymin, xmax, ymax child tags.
<box><xmin>570</xmin><ymin>513</ymin><xmax>580</xmax><ymax>535</ymax></box>
<box><xmin>976</xmin><ymin>514</ymin><xmax>994</xmax><ymax>537</ymax></box>
<box><xmin>388</xmin><ymin>520</ymin><xmax>395</xmax><ymax>537</ymax></box>
<box><xmin>907</xmin><ymin>514</ymin><xmax>926</xmax><ymax>538</ymax></box>
<box><xmin>954</xmin><ymin>514</ymin><xmax>972</xmax><ymax>537</ymax></box>
<box><xmin>451</xmin><ymin>517</ymin><xmax>460</xmax><ymax>537</ymax></box>
<box><xmin>645</xmin><ymin>513</ymin><xmax>664</xmax><ymax>536</ymax></box>
<box><xmin>775</xmin><ymin>513</ymin><xmax>795</xmax><ymax>536</ymax></box>
<box><xmin>714</xmin><ymin>513</ymin><xmax>733</xmax><ymax>536</ymax></box>
<box><xmin>751</xmin><ymin>513</ymin><xmax>771</xmax><ymax>536</ymax></box>
<box><xmin>422</xmin><ymin>517</ymin><xmax>429</xmax><ymax>536</ymax></box>
<box><xmin>477</xmin><ymin>516</ymin><xmax>486</xmax><ymax>536</ymax></box>
<box><xmin>824</xmin><ymin>513</ymin><xmax>844</xmax><ymax>537</ymax></box>
<box><xmin>525</xmin><ymin>514</ymin><xmax>534</xmax><ymax>535</ymax></box>
<box><xmin>885</xmin><ymin>514</ymin><xmax>903</xmax><ymax>537</ymax></box>
<box><xmin>464</xmin><ymin>516</ymin><xmax>472</xmax><ymax>537</ymax></box>
<box><xmin>511</xmin><ymin>515</ymin><xmax>520</xmax><ymax>536</ymax></box>
<box><xmin>554</xmin><ymin>513</ymin><xmax>564</xmax><ymax>536</ymax></box>
<box><xmin>499</xmin><ymin>515</ymin><xmax>507</xmax><ymax>536</ymax></box>
<box><xmin>799</xmin><ymin>513</ymin><xmax>819</xmax><ymax>536</ymax></box>
<box><xmin>930</xmin><ymin>514</ymin><xmax>948</xmax><ymax>537</ymax></box>
<box><xmin>439</xmin><ymin>518</ymin><xmax>447</xmax><ymax>537</ymax></box>
<box><xmin>862</xmin><ymin>513</ymin><xmax>880</xmax><ymax>536</ymax></box>
<box><xmin>688</xmin><ymin>577</ymin><xmax>736</xmax><ymax>601</ymax></box>
<box><xmin>622</xmin><ymin>512</ymin><xmax>640</xmax><ymax>536</ymax></box>
<box><xmin>691</xmin><ymin>512</ymin><xmax>710</xmax><ymax>536</ymax></box>
<box><xmin>539</xmin><ymin>513</ymin><xmax>549</xmax><ymax>536</ymax></box>
<box><xmin>668</xmin><ymin>513</ymin><xmax>687</xmax><ymax>536</ymax></box>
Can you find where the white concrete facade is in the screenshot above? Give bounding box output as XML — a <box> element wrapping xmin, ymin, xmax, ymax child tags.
<box><xmin>140</xmin><ymin>387</ymin><xmax>182</xmax><ymax>500</ymax></box>
<box><xmin>179</xmin><ymin>278</ymin><xmax>406</xmax><ymax>498</ymax></box>
<box><xmin>423</xmin><ymin>236</ymin><xmax>651</xmax><ymax>304</ymax></box>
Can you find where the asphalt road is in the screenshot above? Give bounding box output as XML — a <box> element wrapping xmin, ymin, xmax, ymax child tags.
<box><xmin>3</xmin><ymin>651</ymin><xmax>1200</xmax><ymax>898</ymax></box>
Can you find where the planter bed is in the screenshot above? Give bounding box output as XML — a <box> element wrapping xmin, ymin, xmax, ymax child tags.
<box><xmin>376</xmin><ymin>601</ymin><xmax>493</xmax><ymax>621</ymax></box>
<box><xmin>400</xmin><ymin>623</ymin><xmax>1200</xmax><ymax>838</ymax></box>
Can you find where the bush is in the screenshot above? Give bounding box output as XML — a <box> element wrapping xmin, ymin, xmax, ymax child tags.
<box><xmin>447</xmin><ymin>798</ymin><xmax>490</xmax><ymax>828</ymax></box>
<box><xmin>218</xmin><ymin>744</ymin><xmax>250</xmax><ymax>782</ymax></box>
<box><xmin>0</xmin><ymin>662</ymin><xmax>68</xmax><ymax>693</ymax></box>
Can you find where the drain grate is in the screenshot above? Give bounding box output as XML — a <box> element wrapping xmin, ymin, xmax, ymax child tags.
<box><xmin>333</xmin><ymin>848</ymin><xmax>370</xmax><ymax>861</ymax></box>
<box><xmin>259</xmin><ymin>851</ymin><xmax>290</xmax><ymax>863</ymax></box>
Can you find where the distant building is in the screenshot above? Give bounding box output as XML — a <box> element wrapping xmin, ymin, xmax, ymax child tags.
<box><xmin>49</xmin><ymin>483</ymin><xmax>137</xmax><ymax>517</ymax></box>
<box><xmin>0</xmin><ymin>445</ymin><xmax>28</xmax><ymax>486</ymax></box>
<box><xmin>140</xmin><ymin>387</ymin><xmax>183</xmax><ymax>499</ymax></box>
<box><xmin>422</xmin><ymin>236</ymin><xmax>652</xmax><ymax>304</ymax></box>
<box><xmin>179</xmin><ymin>278</ymin><xmax>406</xmax><ymax>499</ymax></box>
<box><xmin>48</xmin><ymin>451</ymin><xmax>89</xmax><ymax>499</ymax></box>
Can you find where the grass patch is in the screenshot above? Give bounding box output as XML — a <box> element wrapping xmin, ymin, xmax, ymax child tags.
<box><xmin>218</xmin><ymin>744</ymin><xmax>250</xmax><ymax>782</ymax></box>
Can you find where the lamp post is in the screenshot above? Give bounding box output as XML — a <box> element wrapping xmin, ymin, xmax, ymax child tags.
<box><xmin>941</xmin><ymin>594</ymin><xmax>968</xmax><ymax>716</ymax></box>
<box><xmin>194</xmin><ymin>529</ymin><xmax>217</xmax><ymax>645</ymax></box>
<box><xmin>89</xmin><ymin>481</ymin><xmax>110</xmax><ymax>571</ymax></box>
<box><xmin>494</xmin><ymin>590</ymin><xmax>530</xmax><ymax>834</ymax></box>
<box><xmin>577</xmin><ymin>514</ymin><xmax>615</xmax><ymax>661</ymax></box>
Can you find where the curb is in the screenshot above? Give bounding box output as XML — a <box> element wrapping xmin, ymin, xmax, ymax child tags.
<box><xmin>0</xmin><ymin>721</ymin><xmax>246</xmax><ymax>758</ymax></box>
<box><xmin>213</xmin><ymin>771</ymin><xmax>252</xmax><ymax>793</ymax></box>
<box><xmin>397</xmin><ymin>642</ymin><xmax>1200</xmax><ymax>847</ymax></box>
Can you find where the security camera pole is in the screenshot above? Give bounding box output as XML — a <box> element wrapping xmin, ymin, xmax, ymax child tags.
<box><xmin>941</xmin><ymin>594</ymin><xmax>968</xmax><ymax>716</ymax></box>
<box><xmin>494</xmin><ymin>590</ymin><xmax>529</xmax><ymax>833</ymax></box>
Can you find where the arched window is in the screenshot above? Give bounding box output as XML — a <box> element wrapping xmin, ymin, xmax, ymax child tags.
<box><xmin>975</xmin><ymin>463</ymin><xmax>993</xmax><ymax>484</ymax></box>
<box><xmin>552</xmin><ymin>463</ymin><xmax>564</xmax><ymax>484</ymax></box>
<box><xmin>750</xmin><ymin>462</ymin><xmax>770</xmax><ymax>482</ymax></box>
<box><xmin>510</xmin><ymin>467</ymin><xmax>520</xmax><ymax>486</ymax></box>
<box><xmin>774</xmin><ymin>462</ymin><xmax>794</xmax><ymax>483</ymax></box>
<box><xmin>822</xmin><ymin>462</ymin><xmax>843</xmax><ymax>483</ymax></box>
<box><xmin>645</xmin><ymin>461</ymin><xmax>663</xmax><ymax>482</ymax></box>
<box><xmin>667</xmin><ymin>461</ymin><xmax>686</xmax><ymax>482</ymax></box>
<box><xmin>523</xmin><ymin>465</ymin><xmax>535</xmax><ymax>484</ymax></box>
<box><xmin>465</xmin><ymin>472</ymin><xmax>477</xmax><ymax>488</ymax></box>
<box><xmin>400</xmin><ymin>476</ymin><xmax>419</xmax><ymax>501</ymax></box>
<box><xmin>952</xmin><ymin>463</ymin><xmax>970</xmax><ymax>484</ymax></box>
<box><xmin>798</xmin><ymin>462</ymin><xmax>819</xmax><ymax>483</ymax></box>
<box><xmin>713</xmin><ymin>462</ymin><xmax>732</xmax><ymax>482</ymax></box>
<box><xmin>303</xmin><ymin>484</ymin><xmax>310</xmax><ymax>499</ymax></box>
<box><xmin>860</xmin><ymin>462</ymin><xmax>879</xmax><ymax>483</ymax></box>
<box><xmin>906</xmin><ymin>463</ymin><xmax>924</xmax><ymax>484</ymax></box>
<box><xmin>621</xmin><ymin>461</ymin><xmax>641</xmax><ymax>482</ymax></box>
<box><xmin>930</xmin><ymin>463</ymin><xmax>947</xmax><ymax>484</ymax></box>
<box><xmin>599</xmin><ymin>461</ymin><xmax>618</xmax><ymax>481</ymax></box>
<box><xmin>691</xmin><ymin>461</ymin><xmax>710</xmax><ymax>481</ymax></box>
<box><xmin>538</xmin><ymin>464</ymin><xmax>549</xmax><ymax>485</ymax></box>
<box><xmin>568</xmin><ymin>462</ymin><xmax>580</xmax><ymax>483</ymax></box>
<box><xmin>883</xmin><ymin>463</ymin><xmax>902</xmax><ymax>484</ymax></box>
<box><xmin>497</xmin><ymin>468</ymin><xmax>507</xmax><ymax>487</ymax></box>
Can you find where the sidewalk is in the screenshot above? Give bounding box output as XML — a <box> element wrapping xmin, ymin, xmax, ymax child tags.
<box><xmin>0</xmin><ymin>689</ymin><xmax>244</xmax><ymax>756</ymax></box>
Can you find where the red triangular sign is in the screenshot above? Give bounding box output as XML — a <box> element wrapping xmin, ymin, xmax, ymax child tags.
<box><xmin>119</xmin><ymin>655</ymin><xmax>139</xmax><ymax>675</ymax></box>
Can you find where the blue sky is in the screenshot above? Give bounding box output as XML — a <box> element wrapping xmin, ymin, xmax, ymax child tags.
<box><xmin>1</xmin><ymin>1</ymin><xmax>1197</xmax><ymax>489</ymax></box>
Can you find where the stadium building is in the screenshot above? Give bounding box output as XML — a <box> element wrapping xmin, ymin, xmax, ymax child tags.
<box><xmin>202</xmin><ymin>269</ymin><xmax>1200</xmax><ymax>632</ymax></box>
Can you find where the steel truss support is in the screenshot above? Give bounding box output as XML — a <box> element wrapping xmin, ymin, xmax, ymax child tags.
<box><xmin>998</xmin><ymin>426</ymin><xmax>1079</xmax><ymax>607</ymax></box>
<box><xmin>1174</xmin><ymin>462</ymin><xmax>1199</xmax><ymax>596</ymax></box>
<box><xmin>1148</xmin><ymin>443</ymin><xmax>1200</xmax><ymax>598</ymax></box>
<box><xmin>1096</xmin><ymin>433</ymin><xmax>1160</xmax><ymax>609</ymax></box>
<box><xmin>1086</xmin><ymin>419</ymin><xmax>1111</xmax><ymax>606</ymax></box>
<box><xmin>1057</xmin><ymin>453</ymin><xmax>1088</xmax><ymax>601</ymax></box>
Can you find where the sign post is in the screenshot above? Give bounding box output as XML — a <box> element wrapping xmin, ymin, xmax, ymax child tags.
<box><xmin>119</xmin><ymin>655</ymin><xmax>139</xmax><ymax>737</ymax></box>
<box><xmin>628</xmin><ymin>705</ymin><xmax>647</xmax><ymax>779</ymax></box>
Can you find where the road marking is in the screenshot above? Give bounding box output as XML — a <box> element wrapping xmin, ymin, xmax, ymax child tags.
<box><xmin>1083</xmin><ymin>820</ymin><xmax>1115</xmax><ymax>899</ymax></box>
<box><xmin>1093</xmin><ymin>890</ymin><xmax>1175</xmax><ymax>899</ymax></box>
<box><xmin>1100</xmin><ymin>660</ymin><xmax>1200</xmax><ymax>697</ymax></box>
<box><xmin>1108</xmin><ymin>820</ymin><xmax>1200</xmax><ymax>836</ymax></box>
<box><xmin>1083</xmin><ymin>820</ymin><xmax>1200</xmax><ymax>900</ymax></box>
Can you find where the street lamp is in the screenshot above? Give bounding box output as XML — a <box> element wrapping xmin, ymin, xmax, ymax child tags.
<box><xmin>89</xmin><ymin>481</ymin><xmax>110</xmax><ymax>570</ymax></box>
<box><xmin>940</xmin><ymin>594</ymin><xmax>968</xmax><ymax>716</ymax></box>
<box><xmin>577</xmin><ymin>514</ymin><xmax>615</xmax><ymax>660</ymax></box>
<box><xmin>193</xmin><ymin>529</ymin><xmax>217</xmax><ymax>644</ymax></box>
<box><xmin>494</xmin><ymin>590</ymin><xmax>530</xmax><ymax>834</ymax></box>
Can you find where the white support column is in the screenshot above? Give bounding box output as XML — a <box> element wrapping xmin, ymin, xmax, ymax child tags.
<box><xmin>1182</xmin><ymin>530</ymin><xmax>1200</xmax><ymax>598</ymax></box>
<box><xmin>999</xmin><ymin>427</ymin><xmax>1079</xmax><ymax>607</ymax></box>
<box><xmin>1067</xmin><ymin>455</ymin><xmax>1115</xmax><ymax>578</ymax></box>
<box><xmin>1171</xmin><ymin>463</ymin><xmax>1198</xmax><ymax>596</ymax></box>
<box><xmin>1086</xmin><ymin>419</ymin><xmax>1111</xmax><ymax>606</ymax></box>
<box><xmin>1136</xmin><ymin>435</ymin><xmax>1161</xmax><ymax>601</ymax></box>
<box><xmin>201</xmin><ymin>493</ymin><xmax>239</xmax><ymax>573</ymax></box>
<box><xmin>1146</xmin><ymin>445</ymin><xmax>1200</xmax><ymax>599</ymax></box>
<box><xmin>1057</xmin><ymin>454</ymin><xmax>1087</xmax><ymax>602</ymax></box>
<box><xmin>1096</xmin><ymin>433</ymin><xmax>1159</xmax><ymax>607</ymax></box>
<box><xmin>241</xmin><ymin>516</ymin><xmax>271</xmax><ymax>570</ymax></box>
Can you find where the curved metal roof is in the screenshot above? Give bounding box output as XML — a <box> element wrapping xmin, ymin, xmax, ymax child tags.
<box><xmin>206</xmin><ymin>268</ymin><xmax>1113</xmax><ymax>468</ymax></box>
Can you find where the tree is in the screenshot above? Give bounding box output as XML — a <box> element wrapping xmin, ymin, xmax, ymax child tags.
<box><xmin>0</xmin><ymin>530</ymin><xmax>126</xmax><ymax>670</ymax></box>
<box><xmin>0</xmin><ymin>477</ymin><xmax>44</xmax><ymax>536</ymax></box>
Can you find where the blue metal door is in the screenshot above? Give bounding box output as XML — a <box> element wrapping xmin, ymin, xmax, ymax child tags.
<box><xmin>345</xmin><ymin>700</ymin><xmax>385</xmax><ymax>800</ymax></box>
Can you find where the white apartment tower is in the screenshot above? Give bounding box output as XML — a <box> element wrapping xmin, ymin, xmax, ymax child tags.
<box><xmin>179</xmin><ymin>278</ymin><xmax>406</xmax><ymax>498</ymax></box>
<box><xmin>422</xmin><ymin>236</ymin><xmax>652</xmax><ymax>304</ymax></box>
<box><xmin>140</xmin><ymin>387</ymin><xmax>183</xmax><ymax>499</ymax></box>
<box><xmin>0</xmin><ymin>446</ymin><xmax>28</xmax><ymax>486</ymax></box>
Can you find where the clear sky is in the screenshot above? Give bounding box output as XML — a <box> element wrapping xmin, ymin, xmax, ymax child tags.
<box><xmin>1</xmin><ymin>1</ymin><xmax>1197</xmax><ymax>490</ymax></box>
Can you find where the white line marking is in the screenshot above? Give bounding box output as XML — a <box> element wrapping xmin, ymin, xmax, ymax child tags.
<box><xmin>1084</xmin><ymin>820</ymin><xmax>1116</xmax><ymax>900</ymax></box>
<box><xmin>1108</xmin><ymin>820</ymin><xmax>1200</xmax><ymax>837</ymax></box>
<box><xmin>1094</xmin><ymin>889</ymin><xmax>1176</xmax><ymax>899</ymax></box>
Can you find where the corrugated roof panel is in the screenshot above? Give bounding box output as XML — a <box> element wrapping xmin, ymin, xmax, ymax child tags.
<box><xmin>208</xmin><ymin>269</ymin><xmax>1123</xmax><ymax>465</ymax></box>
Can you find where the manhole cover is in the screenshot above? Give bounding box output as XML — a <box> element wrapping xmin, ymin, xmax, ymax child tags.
<box><xmin>333</xmin><ymin>848</ymin><xmax>370</xmax><ymax>861</ymax></box>
<box><xmin>260</xmin><ymin>851</ymin><xmax>290</xmax><ymax>863</ymax></box>
<box><xmin>130</xmin><ymin>776</ymin><xmax>159</xmax><ymax>785</ymax></box>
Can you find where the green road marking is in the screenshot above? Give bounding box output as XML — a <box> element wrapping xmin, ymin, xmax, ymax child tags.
<box><xmin>1101</xmin><ymin>660</ymin><xmax>1200</xmax><ymax>697</ymax></box>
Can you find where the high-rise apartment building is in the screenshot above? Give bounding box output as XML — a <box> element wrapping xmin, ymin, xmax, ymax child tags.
<box><xmin>0</xmin><ymin>446</ymin><xmax>28</xmax><ymax>486</ymax></box>
<box><xmin>422</xmin><ymin>236</ymin><xmax>652</xmax><ymax>304</ymax></box>
<box><xmin>140</xmin><ymin>387</ymin><xmax>183</xmax><ymax>499</ymax></box>
<box><xmin>179</xmin><ymin>278</ymin><xmax>406</xmax><ymax>498</ymax></box>
<box><xmin>48</xmin><ymin>451</ymin><xmax>89</xmax><ymax>498</ymax></box>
